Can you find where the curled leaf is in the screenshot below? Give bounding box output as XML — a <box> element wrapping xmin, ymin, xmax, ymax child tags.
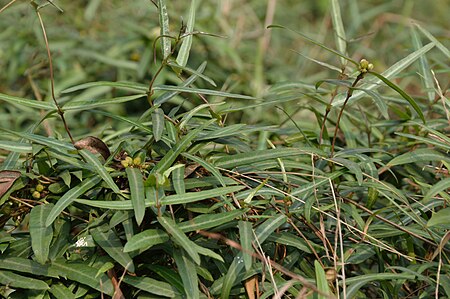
<box><xmin>74</xmin><ymin>136</ymin><xmax>110</xmax><ymax>160</ymax></box>
<box><xmin>0</xmin><ymin>170</ymin><xmax>21</xmax><ymax>198</ymax></box>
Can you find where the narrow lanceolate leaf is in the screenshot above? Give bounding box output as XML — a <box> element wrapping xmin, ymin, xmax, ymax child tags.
<box><xmin>332</xmin><ymin>41</ymin><xmax>435</xmax><ymax>106</ymax></box>
<box><xmin>158</xmin><ymin>216</ymin><xmax>201</xmax><ymax>265</ymax></box>
<box><xmin>123</xmin><ymin>275</ymin><xmax>178</xmax><ymax>298</ymax></box>
<box><xmin>0</xmin><ymin>140</ymin><xmax>32</xmax><ymax>153</ymax></box>
<box><xmin>0</xmin><ymin>92</ymin><xmax>56</xmax><ymax>110</ymax></box>
<box><xmin>330</xmin><ymin>0</ymin><xmax>347</xmax><ymax>65</ymax></box>
<box><xmin>220</xmin><ymin>215</ymin><xmax>287</xmax><ymax>298</ymax></box>
<box><xmin>63</xmin><ymin>94</ymin><xmax>145</xmax><ymax>111</ymax></box>
<box><xmin>176</xmin><ymin>0</ymin><xmax>196</xmax><ymax>67</ymax></box>
<box><xmin>29</xmin><ymin>204</ymin><xmax>54</xmax><ymax>264</ymax></box>
<box><xmin>387</xmin><ymin>148</ymin><xmax>450</xmax><ymax>166</ymax></box>
<box><xmin>182</xmin><ymin>152</ymin><xmax>226</xmax><ymax>187</ymax></box>
<box><xmin>124</xmin><ymin>229</ymin><xmax>169</xmax><ymax>252</ymax></box>
<box><xmin>215</xmin><ymin>148</ymin><xmax>324</xmax><ymax>169</ymax></box>
<box><xmin>158</xmin><ymin>0</ymin><xmax>171</xmax><ymax>59</ymax></box>
<box><xmin>126</xmin><ymin>167</ymin><xmax>146</xmax><ymax>226</ymax></box>
<box><xmin>314</xmin><ymin>260</ymin><xmax>330</xmax><ymax>299</ymax></box>
<box><xmin>427</xmin><ymin>208</ymin><xmax>450</xmax><ymax>227</ymax></box>
<box><xmin>151</xmin><ymin>119</ymin><xmax>215</xmax><ymax>174</ymax></box>
<box><xmin>50</xmin><ymin>260</ymin><xmax>114</xmax><ymax>296</ymax></box>
<box><xmin>161</xmin><ymin>185</ymin><xmax>244</xmax><ymax>205</ymax></box>
<box><xmin>173</xmin><ymin>249</ymin><xmax>199</xmax><ymax>299</ymax></box>
<box><xmin>0</xmin><ymin>129</ymin><xmax>75</xmax><ymax>151</ymax></box>
<box><xmin>411</xmin><ymin>27</ymin><xmax>435</xmax><ymax>102</ymax></box>
<box><xmin>414</xmin><ymin>22</ymin><xmax>450</xmax><ymax>59</ymax></box>
<box><xmin>172</xmin><ymin>164</ymin><xmax>185</xmax><ymax>195</ymax></box>
<box><xmin>369</xmin><ymin>71</ymin><xmax>425</xmax><ymax>123</ymax></box>
<box><xmin>152</xmin><ymin>107</ymin><xmax>165</xmax><ymax>142</ymax></box>
<box><xmin>0</xmin><ymin>270</ymin><xmax>49</xmax><ymax>290</ymax></box>
<box><xmin>75</xmin><ymin>185</ymin><xmax>245</xmax><ymax>209</ymax></box>
<box><xmin>90</xmin><ymin>225</ymin><xmax>135</xmax><ymax>273</ymax></box>
<box><xmin>153</xmin><ymin>85</ymin><xmax>255</xmax><ymax>100</ymax></box>
<box><xmin>46</xmin><ymin>176</ymin><xmax>102</xmax><ymax>227</ymax></box>
<box><xmin>62</xmin><ymin>81</ymin><xmax>147</xmax><ymax>94</ymax></box>
<box><xmin>154</xmin><ymin>61</ymin><xmax>207</xmax><ymax>105</ymax></box>
<box><xmin>0</xmin><ymin>257</ymin><xmax>59</xmax><ymax>278</ymax></box>
<box><xmin>424</xmin><ymin>178</ymin><xmax>450</xmax><ymax>203</ymax></box>
<box><xmin>178</xmin><ymin>209</ymin><xmax>248</xmax><ymax>232</ymax></box>
<box><xmin>49</xmin><ymin>283</ymin><xmax>76</xmax><ymax>299</ymax></box>
<box><xmin>266</xmin><ymin>232</ymin><xmax>314</xmax><ymax>253</ymax></box>
<box><xmin>79</xmin><ymin>149</ymin><xmax>120</xmax><ymax>193</ymax></box>
<box><xmin>254</xmin><ymin>214</ymin><xmax>287</xmax><ymax>243</ymax></box>
<box><xmin>238</xmin><ymin>221</ymin><xmax>254</xmax><ymax>271</ymax></box>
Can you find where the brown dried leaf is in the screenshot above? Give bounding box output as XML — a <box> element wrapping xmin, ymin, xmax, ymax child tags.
<box><xmin>74</xmin><ymin>136</ymin><xmax>111</xmax><ymax>160</ymax></box>
<box><xmin>0</xmin><ymin>170</ymin><xmax>21</xmax><ymax>198</ymax></box>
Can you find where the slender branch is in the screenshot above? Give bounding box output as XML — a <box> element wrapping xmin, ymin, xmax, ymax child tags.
<box><xmin>35</xmin><ymin>6</ymin><xmax>74</xmax><ymax>144</ymax></box>
<box><xmin>0</xmin><ymin>0</ymin><xmax>18</xmax><ymax>14</ymax></box>
<box><xmin>330</xmin><ymin>72</ymin><xmax>364</xmax><ymax>157</ymax></box>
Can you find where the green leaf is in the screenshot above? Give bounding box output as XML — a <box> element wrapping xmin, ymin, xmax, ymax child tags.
<box><xmin>153</xmin><ymin>85</ymin><xmax>254</xmax><ymax>100</ymax></box>
<box><xmin>45</xmin><ymin>176</ymin><xmax>102</xmax><ymax>227</ymax></box>
<box><xmin>90</xmin><ymin>225</ymin><xmax>135</xmax><ymax>272</ymax></box>
<box><xmin>215</xmin><ymin>148</ymin><xmax>324</xmax><ymax>169</ymax></box>
<box><xmin>387</xmin><ymin>148</ymin><xmax>450</xmax><ymax>166</ymax></box>
<box><xmin>344</xmin><ymin>273</ymin><xmax>415</xmax><ymax>299</ymax></box>
<box><xmin>49</xmin><ymin>283</ymin><xmax>76</xmax><ymax>299</ymax></box>
<box><xmin>75</xmin><ymin>185</ymin><xmax>244</xmax><ymax>209</ymax></box>
<box><xmin>62</xmin><ymin>81</ymin><xmax>147</xmax><ymax>94</ymax></box>
<box><xmin>330</xmin><ymin>0</ymin><xmax>347</xmax><ymax>65</ymax></box>
<box><xmin>238</xmin><ymin>221</ymin><xmax>254</xmax><ymax>271</ymax></box>
<box><xmin>267</xmin><ymin>24</ymin><xmax>357</xmax><ymax>65</ymax></box>
<box><xmin>172</xmin><ymin>164</ymin><xmax>185</xmax><ymax>195</ymax></box>
<box><xmin>158</xmin><ymin>216</ymin><xmax>200</xmax><ymax>265</ymax></box>
<box><xmin>151</xmin><ymin>119</ymin><xmax>215</xmax><ymax>174</ymax></box>
<box><xmin>0</xmin><ymin>129</ymin><xmax>75</xmax><ymax>151</ymax></box>
<box><xmin>154</xmin><ymin>61</ymin><xmax>207</xmax><ymax>105</ymax></box>
<box><xmin>123</xmin><ymin>275</ymin><xmax>178</xmax><ymax>297</ymax></box>
<box><xmin>158</xmin><ymin>0</ymin><xmax>171</xmax><ymax>59</ymax></box>
<box><xmin>173</xmin><ymin>249</ymin><xmax>199</xmax><ymax>299</ymax></box>
<box><xmin>0</xmin><ymin>257</ymin><xmax>59</xmax><ymax>278</ymax></box>
<box><xmin>424</xmin><ymin>178</ymin><xmax>450</xmax><ymax>203</ymax></box>
<box><xmin>266</xmin><ymin>232</ymin><xmax>314</xmax><ymax>253</ymax></box>
<box><xmin>0</xmin><ymin>270</ymin><xmax>49</xmax><ymax>290</ymax></box>
<box><xmin>369</xmin><ymin>71</ymin><xmax>425</xmax><ymax>123</ymax></box>
<box><xmin>427</xmin><ymin>208</ymin><xmax>450</xmax><ymax>227</ymax></box>
<box><xmin>176</xmin><ymin>0</ymin><xmax>196</xmax><ymax>67</ymax></box>
<box><xmin>50</xmin><ymin>260</ymin><xmax>114</xmax><ymax>296</ymax></box>
<box><xmin>0</xmin><ymin>92</ymin><xmax>56</xmax><ymax>110</ymax></box>
<box><xmin>168</xmin><ymin>61</ymin><xmax>216</xmax><ymax>87</ymax></box>
<box><xmin>126</xmin><ymin>167</ymin><xmax>146</xmax><ymax>226</ymax></box>
<box><xmin>79</xmin><ymin>149</ymin><xmax>120</xmax><ymax>193</ymax></box>
<box><xmin>0</xmin><ymin>140</ymin><xmax>32</xmax><ymax>153</ymax></box>
<box><xmin>333</xmin><ymin>42</ymin><xmax>435</xmax><ymax>106</ymax></box>
<box><xmin>123</xmin><ymin>229</ymin><xmax>169</xmax><ymax>252</ymax></box>
<box><xmin>178</xmin><ymin>209</ymin><xmax>247</xmax><ymax>232</ymax></box>
<box><xmin>182</xmin><ymin>152</ymin><xmax>226</xmax><ymax>187</ymax></box>
<box><xmin>152</xmin><ymin>107</ymin><xmax>165</xmax><ymax>142</ymax></box>
<box><xmin>219</xmin><ymin>214</ymin><xmax>286</xmax><ymax>298</ymax></box>
<box><xmin>29</xmin><ymin>204</ymin><xmax>54</xmax><ymax>264</ymax></box>
<box><xmin>315</xmin><ymin>260</ymin><xmax>330</xmax><ymax>299</ymax></box>
<box><xmin>63</xmin><ymin>94</ymin><xmax>146</xmax><ymax>111</ymax></box>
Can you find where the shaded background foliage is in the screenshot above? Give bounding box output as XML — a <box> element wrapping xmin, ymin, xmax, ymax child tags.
<box><xmin>0</xmin><ymin>0</ymin><xmax>449</xmax><ymax>298</ymax></box>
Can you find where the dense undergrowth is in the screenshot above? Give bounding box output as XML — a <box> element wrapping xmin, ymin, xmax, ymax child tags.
<box><xmin>0</xmin><ymin>0</ymin><xmax>449</xmax><ymax>298</ymax></box>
